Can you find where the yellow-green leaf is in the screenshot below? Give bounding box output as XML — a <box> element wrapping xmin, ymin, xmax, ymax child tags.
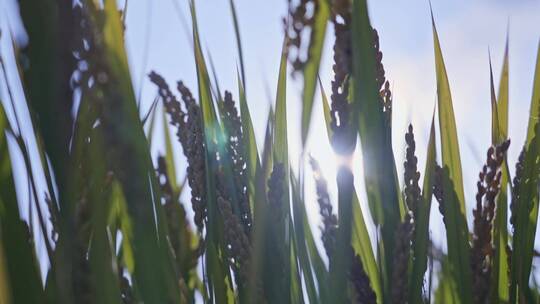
<box><xmin>351</xmin><ymin>190</ymin><xmax>382</xmax><ymax>303</ymax></box>
<box><xmin>431</xmin><ymin>12</ymin><xmax>472</xmax><ymax>303</ymax></box>
<box><xmin>431</xmin><ymin>13</ymin><xmax>466</xmax><ymax>213</ymax></box>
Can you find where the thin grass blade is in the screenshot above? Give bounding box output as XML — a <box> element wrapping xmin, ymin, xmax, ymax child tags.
<box><xmin>490</xmin><ymin>46</ymin><xmax>510</xmax><ymax>302</ymax></box>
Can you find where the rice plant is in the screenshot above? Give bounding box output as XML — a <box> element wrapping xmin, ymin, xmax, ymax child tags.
<box><xmin>0</xmin><ymin>0</ymin><xmax>539</xmax><ymax>303</ymax></box>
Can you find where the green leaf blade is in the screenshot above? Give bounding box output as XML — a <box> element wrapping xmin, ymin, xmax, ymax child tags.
<box><xmin>431</xmin><ymin>13</ymin><xmax>473</xmax><ymax>304</ymax></box>
<box><xmin>351</xmin><ymin>1</ymin><xmax>402</xmax><ymax>299</ymax></box>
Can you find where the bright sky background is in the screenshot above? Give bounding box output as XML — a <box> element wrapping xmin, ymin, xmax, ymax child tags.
<box><xmin>117</xmin><ymin>0</ymin><xmax>540</xmax><ymax>259</ymax></box>
<box><xmin>1</xmin><ymin>0</ymin><xmax>540</xmax><ymax>285</ymax></box>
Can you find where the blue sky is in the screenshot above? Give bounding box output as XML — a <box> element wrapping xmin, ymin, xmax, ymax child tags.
<box><xmin>1</xmin><ymin>0</ymin><xmax>540</xmax><ymax>283</ymax></box>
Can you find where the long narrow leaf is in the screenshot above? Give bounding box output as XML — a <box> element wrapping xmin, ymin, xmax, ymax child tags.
<box><xmin>490</xmin><ymin>43</ymin><xmax>510</xmax><ymax>303</ymax></box>
<box><xmin>431</xmin><ymin>13</ymin><xmax>473</xmax><ymax>303</ymax></box>
<box><xmin>510</xmin><ymin>41</ymin><xmax>540</xmax><ymax>303</ymax></box>
<box><xmin>351</xmin><ymin>1</ymin><xmax>402</xmax><ymax>299</ymax></box>
<box><xmin>351</xmin><ymin>190</ymin><xmax>381</xmax><ymax>303</ymax></box>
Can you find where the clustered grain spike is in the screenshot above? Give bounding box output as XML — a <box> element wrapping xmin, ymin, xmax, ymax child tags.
<box><xmin>267</xmin><ymin>163</ymin><xmax>286</xmax><ymax>224</ymax></box>
<box><xmin>329</xmin><ymin>0</ymin><xmax>355</xmax><ymax>155</ymax></box>
<box><xmin>219</xmin><ymin>91</ymin><xmax>252</xmax><ymax>234</ymax></box>
<box><xmin>265</xmin><ymin>162</ymin><xmax>288</xmax><ymax>290</ymax></box>
<box><xmin>471</xmin><ymin>140</ymin><xmax>510</xmax><ymax>304</ymax></box>
<box><xmin>349</xmin><ymin>251</ymin><xmax>377</xmax><ymax>304</ymax></box>
<box><xmin>216</xmin><ymin>174</ymin><xmax>249</xmax><ymax>281</ymax></box>
<box><xmin>155</xmin><ymin>156</ymin><xmax>198</xmax><ymax>276</ymax></box>
<box><xmin>148</xmin><ymin>72</ymin><xmax>187</xmax><ymax>142</ymax></box>
<box><xmin>390</xmin><ymin>215</ymin><xmax>413</xmax><ymax>304</ymax></box>
<box><xmin>404</xmin><ymin>124</ymin><xmax>421</xmax><ymax>218</ymax></box>
<box><xmin>285</xmin><ymin>0</ymin><xmax>319</xmax><ymax>74</ymax></box>
<box><xmin>309</xmin><ymin>157</ymin><xmax>376</xmax><ymax>303</ymax></box>
<box><xmin>328</xmin><ymin>2</ymin><xmax>391</xmax><ymax>154</ymax></box>
<box><xmin>509</xmin><ymin>112</ymin><xmax>540</xmax><ymax>286</ymax></box>
<box><xmin>433</xmin><ymin>164</ymin><xmax>445</xmax><ymax>224</ymax></box>
<box><xmin>215</xmin><ymin>165</ymin><xmax>264</xmax><ymax>302</ymax></box>
<box><xmin>149</xmin><ymin>73</ymin><xmax>207</xmax><ymax>232</ymax></box>
<box><xmin>309</xmin><ymin>156</ymin><xmax>338</xmax><ymax>258</ymax></box>
<box><xmin>510</xmin><ymin>148</ymin><xmax>525</xmax><ymax>231</ymax></box>
<box><xmin>372</xmin><ymin>28</ymin><xmax>392</xmax><ymax>122</ymax></box>
<box><xmin>372</xmin><ymin>29</ymin><xmax>385</xmax><ymax>91</ymax></box>
<box><xmin>388</xmin><ymin>124</ymin><xmax>422</xmax><ymax>304</ymax></box>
